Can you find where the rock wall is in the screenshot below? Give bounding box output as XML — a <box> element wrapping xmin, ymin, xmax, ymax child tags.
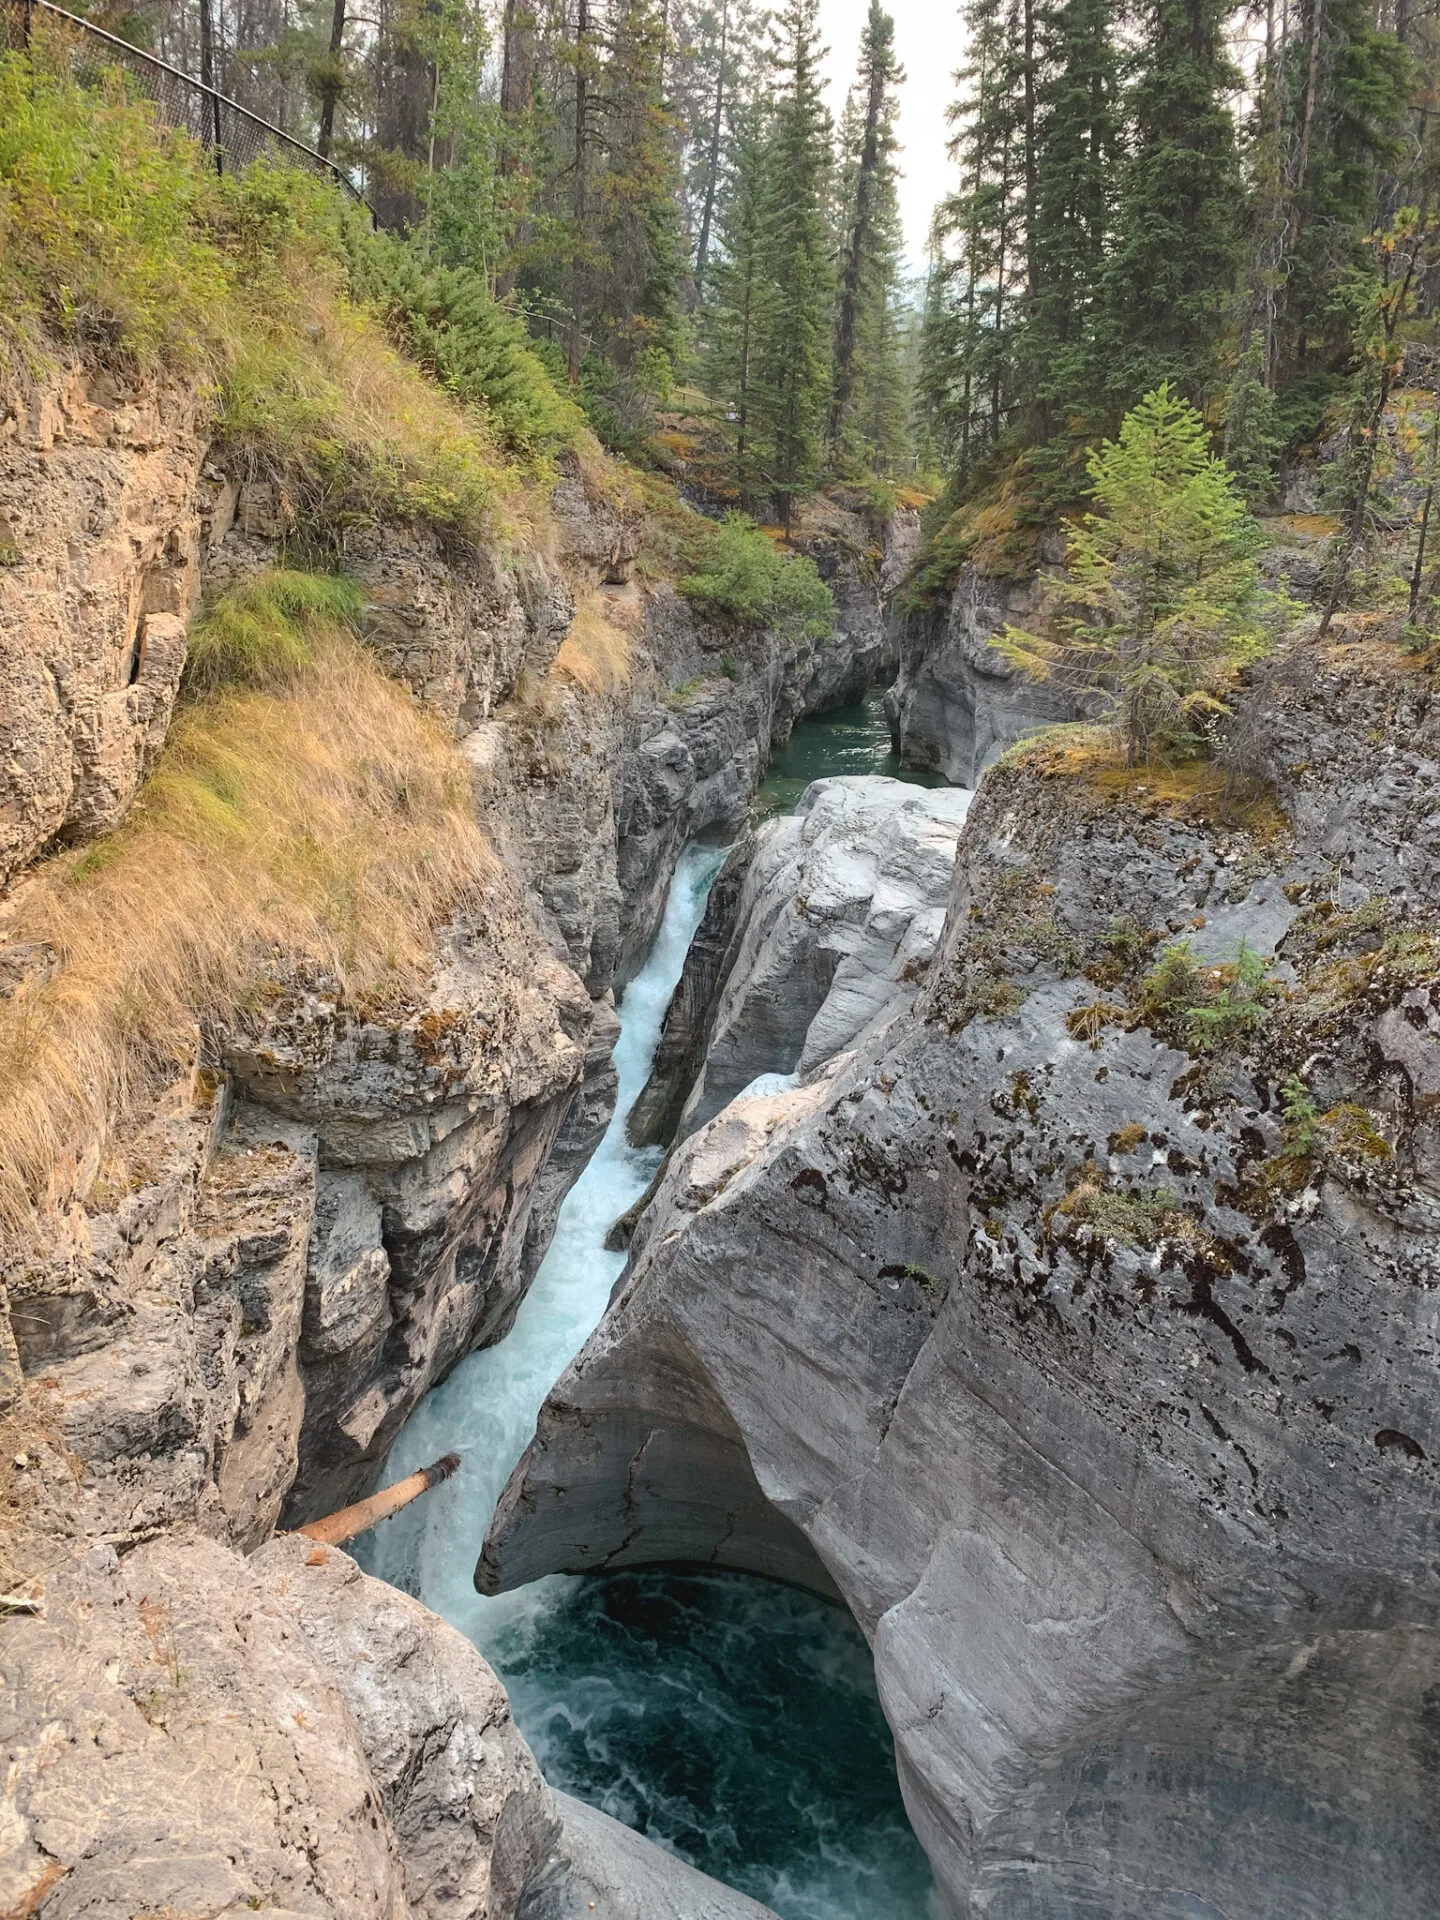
<box><xmin>889</xmin><ymin>563</ymin><xmax>1081</xmax><ymax>786</ymax></box>
<box><xmin>632</xmin><ymin>776</ymin><xmax>973</xmax><ymax>1146</ymax></box>
<box><xmin>0</xmin><ymin>1528</ymin><xmax>775</xmax><ymax>1920</ymax></box>
<box><xmin>481</xmin><ymin>643</ymin><xmax>1440</xmax><ymax>1919</ymax></box>
<box><xmin>0</xmin><ymin>352</ymin><xmax>214</xmax><ymax>885</ymax></box>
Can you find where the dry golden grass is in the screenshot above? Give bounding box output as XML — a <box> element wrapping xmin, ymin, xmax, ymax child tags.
<box><xmin>1018</xmin><ymin>729</ymin><xmax>1291</xmax><ymax>841</ymax></box>
<box><xmin>217</xmin><ymin>271</ymin><xmax>522</xmax><ymax>540</ymax></box>
<box><xmin>552</xmin><ymin>592</ymin><xmax>637</xmax><ymax>694</ymax></box>
<box><xmin>0</xmin><ymin>637</ymin><xmax>492</xmax><ymax>1242</ymax></box>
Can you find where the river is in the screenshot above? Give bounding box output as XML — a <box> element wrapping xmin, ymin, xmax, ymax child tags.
<box><xmin>356</xmin><ymin>692</ymin><xmax>937</xmax><ymax>1919</ymax></box>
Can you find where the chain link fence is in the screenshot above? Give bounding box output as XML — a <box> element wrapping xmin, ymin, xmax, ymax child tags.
<box><xmin>2</xmin><ymin>0</ymin><xmax>369</xmax><ymax>214</ymax></box>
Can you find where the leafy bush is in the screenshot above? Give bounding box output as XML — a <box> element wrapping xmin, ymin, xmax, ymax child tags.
<box><xmin>680</xmin><ymin>513</ymin><xmax>834</xmax><ymax>640</ymax></box>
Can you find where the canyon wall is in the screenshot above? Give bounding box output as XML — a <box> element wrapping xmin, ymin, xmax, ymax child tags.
<box><xmin>1</xmin><ymin>348</ymin><xmax>912</xmax><ymax>1920</ymax></box>
<box><xmin>482</xmin><ymin>640</ymin><xmax>1440</xmax><ymax>1919</ymax></box>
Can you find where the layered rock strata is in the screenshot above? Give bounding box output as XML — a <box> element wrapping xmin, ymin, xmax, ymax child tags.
<box><xmin>0</xmin><ymin>354</ymin><xmax>213</xmax><ymax>884</ymax></box>
<box><xmin>482</xmin><ymin>644</ymin><xmax>1440</xmax><ymax>1919</ymax></box>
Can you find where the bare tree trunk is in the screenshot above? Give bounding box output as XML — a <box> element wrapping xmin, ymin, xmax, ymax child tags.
<box><xmin>295</xmin><ymin>1454</ymin><xmax>461</xmax><ymax>1548</ymax></box>
<box><xmin>317</xmin><ymin>0</ymin><xmax>346</xmax><ymax>158</ymax></box>
<box><xmin>569</xmin><ymin>0</ymin><xmax>590</xmax><ymax>385</ymax></box>
<box><xmin>199</xmin><ymin>0</ymin><xmax>215</xmax><ymax>90</ymax></box>
<box><xmin>830</xmin><ymin>25</ymin><xmax>887</xmax><ymax>447</ymax></box>
<box><xmin>694</xmin><ymin>0</ymin><xmax>729</xmax><ymax>296</ymax></box>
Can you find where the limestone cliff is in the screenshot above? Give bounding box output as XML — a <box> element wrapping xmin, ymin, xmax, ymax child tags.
<box><xmin>481</xmin><ymin>641</ymin><xmax>1440</xmax><ymax>1918</ymax></box>
<box><xmin>0</xmin><ymin>342</ymin><xmax>884</xmax><ymax>1920</ymax></box>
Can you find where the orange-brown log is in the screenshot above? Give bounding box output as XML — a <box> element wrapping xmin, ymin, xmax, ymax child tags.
<box><xmin>294</xmin><ymin>1453</ymin><xmax>461</xmax><ymax>1547</ymax></box>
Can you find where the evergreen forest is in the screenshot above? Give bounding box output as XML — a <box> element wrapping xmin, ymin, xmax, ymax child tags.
<box><xmin>34</xmin><ymin>0</ymin><xmax>1440</xmax><ymax>634</ymax></box>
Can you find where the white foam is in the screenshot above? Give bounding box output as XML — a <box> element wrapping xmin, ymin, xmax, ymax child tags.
<box><xmin>356</xmin><ymin>842</ymin><xmax>729</xmax><ymax>1643</ymax></box>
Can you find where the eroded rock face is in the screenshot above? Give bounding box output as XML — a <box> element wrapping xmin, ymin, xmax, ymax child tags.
<box><xmin>482</xmin><ymin>647</ymin><xmax>1440</xmax><ymax>1918</ymax></box>
<box><xmin>0</xmin><ymin>352</ymin><xmax>212</xmax><ymax>883</ymax></box>
<box><xmin>521</xmin><ymin>1792</ymin><xmax>781</xmax><ymax>1920</ymax></box>
<box><xmin>6</xmin><ymin>874</ymin><xmax>596</xmax><ymax>1553</ymax></box>
<box><xmin>890</xmin><ymin>566</ymin><xmax>1081</xmax><ymax>786</ymax></box>
<box><xmin>645</xmin><ymin>777</ymin><xmax>974</xmax><ymax>1143</ymax></box>
<box><xmin>0</xmin><ymin>1532</ymin><xmax>531</xmax><ymax>1919</ymax></box>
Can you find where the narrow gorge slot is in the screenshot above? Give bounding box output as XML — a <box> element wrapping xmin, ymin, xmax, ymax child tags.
<box><xmin>357</xmin><ymin>704</ymin><xmax>941</xmax><ymax>1919</ymax></box>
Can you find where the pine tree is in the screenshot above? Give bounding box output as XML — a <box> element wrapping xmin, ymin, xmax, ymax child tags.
<box><xmin>1097</xmin><ymin>0</ymin><xmax>1244</xmax><ymax>407</ymax></box>
<box><xmin>594</xmin><ymin>0</ymin><xmax>688</xmax><ymax>393</ymax></box>
<box><xmin>829</xmin><ymin>2</ymin><xmax>905</xmax><ymax>468</ymax></box>
<box><xmin>701</xmin><ymin>86</ymin><xmax>772</xmax><ymax>500</ymax></box>
<box><xmin>1025</xmin><ymin>0</ymin><xmax>1119</xmax><ymax>435</ymax></box>
<box><xmin>1000</xmin><ymin>386</ymin><xmax>1268</xmax><ymax>762</ymax></box>
<box><xmin>924</xmin><ymin>0</ymin><xmax>1027</xmax><ymax>476</ymax></box>
<box><xmin>748</xmin><ymin>0</ymin><xmax>835</xmax><ymax>533</ymax></box>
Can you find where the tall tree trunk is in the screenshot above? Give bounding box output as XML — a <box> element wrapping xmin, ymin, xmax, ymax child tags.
<box><xmin>694</xmin><ymin>0</ymin><xmax>729</xmax><ymax>296</ymax></box>
<box><xmin>317</xmin><ymin>0</ymin><xmax>346</xmax><ymax>158</ymax></box>
<box><xmin>569</xmin><ymin>0</ymin><xmax>590</xmax><ymax>386</ymax></box>
<box><xmin>198</xmin><ymin>0</ymin><xmax>215</xmax><ymax>90</ymax></box>
<box><xmin>830</xmin><ymin>9</ymin><xmax>888</xmax><ymax>448</ymax></box>
<box><xmin>495</xmin><ymin>0</ymin><xmax>536</xmax><ymax>297</ymax></box>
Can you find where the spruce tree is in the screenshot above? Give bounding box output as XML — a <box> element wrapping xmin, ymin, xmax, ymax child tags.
<box><xmin>1000</xmin><ymin>386</ymin><xmax>1267</xmax><ymax>763</ymax></box>
<box><xmin>1098</xmin><ymin>0</ymin><xmax>1243</xmax><ymax>407</ymax></box>
<box><xmin>830</xmin><ymin>2</ymin><xmax>906</xmax><ymax>469</ymax></box>
<box><xmin>701</xmin><ymin>87</ymin><xmax>773</xmax><ymax>500</ymax></box>
<box><xmin>1025</xmin><ymin>0</ymin><xmax>1120</xmax><ymax>436</ymax></box>
<box><xmin>748</xmin><ymin>0</ymin><xmax>835</xmax><ymax>533</ymax></box>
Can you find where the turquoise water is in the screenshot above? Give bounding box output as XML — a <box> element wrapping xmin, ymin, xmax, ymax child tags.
<box><xmin>357</xmin><ymin>713</ymin><xmax>939</xmax><ymax>1920</ymax></box>
<box><xmin>752</xmin><ymin>688</ymin><xmax>942</xmax><ymax>820</ymax></box>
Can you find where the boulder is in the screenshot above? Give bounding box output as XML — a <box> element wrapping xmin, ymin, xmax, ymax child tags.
<box><xmin>659</xmin><ymin>777</ymin><xmax>972</xmax><ymax>1141</ymax></box>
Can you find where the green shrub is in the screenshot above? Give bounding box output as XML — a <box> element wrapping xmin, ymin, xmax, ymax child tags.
<box><xmin>1140</xmin><ymin>939</ymin><xmax>1273</xmax><ymax>1053</ymax></box>
<box><xmin>680</xmin><ymin>513</ymin><xmax>834</xmax><ymax>640</ymax></box>
<box><xmin>1279</xmin><ymin>1074</ymin><xmax>1322</xmax><ymax>1154</ymax></box>
<box><xmin>185</xmin><ymin>569</ymin><xmax>364</xmax><ymax>694</ymax></box>
<box><xmin>341</xmin><ymin>234</ymin><xmax>582</xmax><ymax>459</ymax></box>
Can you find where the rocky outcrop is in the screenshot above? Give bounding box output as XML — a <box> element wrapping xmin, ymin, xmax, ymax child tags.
<box><xmin>633</xmin><ymin>777</ymin><xmax>973</xmax><ymax>1146</ymax></box>
<box><xmin>1</xmin><ymin>1530</ymin><xmax>777</xmax><ymax>1920</ymax></box>
<box><xmin>794</xmin><ymin>495</ymin><xmax>920</xmax><ymax>713</ymax></box>
<box><xmin>521</xmin><ymin>1792</ymin><xmax>781</xmax><ymax>1920</ymax></box>
<box><xmin>890</xmin><ymin>564</ymin><xmax>1081</xmax><ymax>786</ymax></box>
<box><xmin>626</xmin><ymin>834</ymin><xmax>759</xmax><ymax>1149</ymax></box>
<box><xmin>482</xmin><ymin>642</ymin><xmax>1440</xmax><ymax>1919</ymax></box>
<box><xmin>0</xmin><ymin>352</ymin><xmax>213</xmax><ymax>884</ymax></box>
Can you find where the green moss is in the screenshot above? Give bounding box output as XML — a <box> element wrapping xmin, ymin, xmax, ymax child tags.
<box><xmin>1051</xmin><ymin>1176</ymin><xmax>1188</xmax><ymax>1248</ymax></box>
<box><xmin>931</xmin><ymin>867</ymin><xmax>1084</xmax><ymax>1035</ymax></box>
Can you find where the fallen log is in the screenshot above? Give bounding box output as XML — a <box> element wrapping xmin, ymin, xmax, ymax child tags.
<box><xmin>294</xmin><ymin>1452</ymin><xmax>461</xmax><ymax>1547</ymax></box>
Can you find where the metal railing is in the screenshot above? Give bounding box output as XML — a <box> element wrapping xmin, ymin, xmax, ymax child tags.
<box><xmin>3</xmin><ymin>0</ymin><xmax>370</xmax><ymax>213</ymax></box>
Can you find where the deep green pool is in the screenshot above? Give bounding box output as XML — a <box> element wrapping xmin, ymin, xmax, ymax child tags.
<box><xmin>752</xmin><ymin>687</ymin><xmax>942</xmax><ymax>820</ymax></box>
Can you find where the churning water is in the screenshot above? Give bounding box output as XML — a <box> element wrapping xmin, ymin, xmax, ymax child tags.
<box><xmin>357</xmin><ymin>720</ymin><xmax>935</xmax><ymax>1919</ymax></box>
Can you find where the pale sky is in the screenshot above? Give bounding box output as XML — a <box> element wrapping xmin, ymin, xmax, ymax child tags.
<box><xmin>817</xmin><ymin>0</ymin><xmax>967</xmax><ymax>274</ymax></box>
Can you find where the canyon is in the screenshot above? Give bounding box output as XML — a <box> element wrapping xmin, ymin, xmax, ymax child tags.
<box><xmin>4</xmin><ymin>338</ymin><xmax>1439</xmax><ymax>1920</ymax></box>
